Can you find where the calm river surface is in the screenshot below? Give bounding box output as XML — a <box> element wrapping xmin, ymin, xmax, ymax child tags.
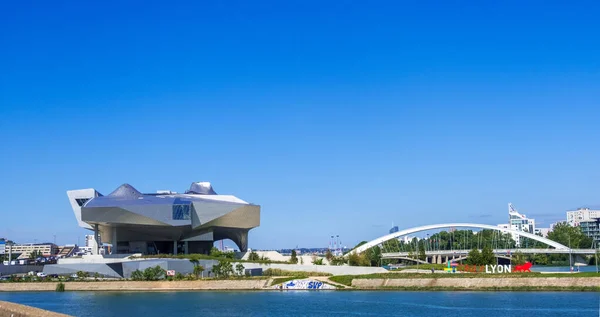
<box><xmin>1</xmin><ymin>291</ymin><xmax>599</xmax><ymax>317</ymax></box>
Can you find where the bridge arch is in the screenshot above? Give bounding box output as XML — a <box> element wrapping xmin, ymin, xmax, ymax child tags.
<box><xmin>352</xmin><ymin>223</ymin><xmax>569</xmax><ymax>254</ymax></box>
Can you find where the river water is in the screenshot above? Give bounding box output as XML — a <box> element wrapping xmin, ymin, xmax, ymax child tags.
<box><xmin>0</xmin><ymin>291</ymin><xmax>598</xmax><ymax>316</ymax></box>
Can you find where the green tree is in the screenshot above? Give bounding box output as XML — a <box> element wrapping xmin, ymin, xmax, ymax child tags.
<box><xmin>418</xmin><ymin>243</ymin><xmax>426</xmax><ymax>261</ymax></box>
<box><xmin>512</xmin><ymin>251</ymin><xmax>526</xmax><ymax>265</ymax></box>
<box><xmin>382</xmin><ymin>239</ymin><xmax>400</xmax><ymax>253</ymax></box>
<box><xmin>290</xmin><ymin>250</ymin><xmax>298</xmax><ymax>264</ymax></box>
<box><xmin>466</xmin><ymin>248</ymin><xmax>481</xmax><ymax>265</ymax></box>
<box><xmin>210</xmin><ymin>247</ymin><xmax>221</xmax><ymax>257</ymax></box>
<box><xmin>347</xmin><ymin>252</ymin><xmax>371</xmax><ymax>266</ymax></box>
<box><xmin>212</xmin><ymin>260</ymin><xmax>234</xmax><ymax>278</ymax></box>
<box><xmin>548</xmin><ymin>222</ymin><xmax>594</xmax><ymax>248</ymax></box>
<box><xmin>365</xmin><ymin>246</ymin><xmax>381</xmax><ymax>266</ymax></box>
<box><xmin>533</xmin><ymin>253</ymin><xmax>549</xmax><ymax>265</ymax></box>
<box><xmin>193</xmin><ymin>265</ymin><xmax>205</xmax><ymax>278</ymax></box>
<box><xmin>235</xmin><ymin>263</ymin><xmax>245</xmax><ymax>276</ymax></box>
<box><xmin>480</xmin><ymin>245</ymin><xmax>495</xmax><ymax>265</ymax></box>
<box><xmin>325</xmin><ymin>249</ymin><xmax>333</xmax><ymax>261</ymax></box>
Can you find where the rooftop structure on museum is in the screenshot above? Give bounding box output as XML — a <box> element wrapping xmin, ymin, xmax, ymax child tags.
<box><xmin>67</xmin><ymin>182</ymin><xmax>260</xmax><ymax>255</ymax></box>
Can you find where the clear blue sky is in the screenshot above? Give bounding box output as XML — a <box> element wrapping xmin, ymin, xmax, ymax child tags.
<box><xmin>1</xmin><ymin>1</ymin><xmax>599</xmax><ymax>249</ymax></box>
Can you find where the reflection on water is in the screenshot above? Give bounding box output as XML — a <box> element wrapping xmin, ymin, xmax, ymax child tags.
<box><xmin>0</xmin><ymin>291</ymin><xmax>598</xmax><ymax>317</ymax></box>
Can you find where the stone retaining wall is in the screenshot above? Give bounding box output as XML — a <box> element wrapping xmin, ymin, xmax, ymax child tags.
<box><xmin>0</xmin><ymin>279</ymin><xmax>270</xmax><ymax>292</ymax></box>
<box><xmin>0</xmin><ymin>300</ymin><xmax>71</xmax><ymax>317</ymax></box>
<box><xmin>352</xmin><ymin>277</ymin><xmax>600</xmax><ymax>289</ymax></box>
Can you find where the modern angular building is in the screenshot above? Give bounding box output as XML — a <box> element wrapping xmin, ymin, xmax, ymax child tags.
<box><xmin>497</xmin><ymin>203</ymin><xmax>536</xmax><ymax>247</ymax></box>
<box><xmin>67</xmin><ymin>182</ymin><xmax>260</xmax><ymax>255</ymax></box>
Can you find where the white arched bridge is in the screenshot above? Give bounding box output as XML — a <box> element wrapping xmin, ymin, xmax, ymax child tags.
<box><xmin>351</xmin><ymin>223</ymin><xmax>597</xmax><ymax>264</ymax></box>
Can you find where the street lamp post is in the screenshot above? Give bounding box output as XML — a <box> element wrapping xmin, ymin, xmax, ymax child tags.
<box><xmin>568</xmin><ymin>235</ymin><xmax>573</xmax><ymax>272</ymax></box>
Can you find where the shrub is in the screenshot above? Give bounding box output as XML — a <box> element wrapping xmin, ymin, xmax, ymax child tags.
<box><xmin>193</xmin><ymin>265</ymin><xmax>205</xmax><ymax>278</ymax></box>
<box><xmin>235</xmin><ymin>263</ymin><xmax>245</xmax><ymax>276</ymax></box>
<box><xmin>260</xmin><ymin>255</ymin><xmax>270</xmax><ymax>262</ymax></box>
<box><xmin>212</xmin><ymin>260</ymin><xmax>234</xmax><ymax>278</ymax></box>
<box><xmin>330</xmin><ymin>256</ymin><xmax>347</xmax><ymax>266</ymax></box>
<box><xmin>290</xmin><ymin>250</ymin><xmax>298</xmax><ymax>264</ymax></box>
<box><xmin>131</xmin><ymin>266</ymin><xmax>166</xmax><ymax>281</ymax></box>
<box><xmin>312</xmin><ymin>257</ymin><xmax>324</xmax><ymax>265</ymax></box>
<box><xmin>248</xmin><ymin>251</ymin><xmax>260</xmax><ymax>261</ymax></box>
<box><xmin>263</xmin><ymin>268</ymin><xmax>331</xmax><ymax>277</ymax></box>
<box><xmin>55</xmin><ymin>282</ymin><xmax>65</xmax><ymax>292</ymax></box>
<box><xmin>210</xmin><ymin>247</ymin><xmax>235</xmax><ymax>259</ymax></box>
<box><xmin>348</xmin><ymin>252</ymin><xmax>370</xmax><ymax>266</ymax></box>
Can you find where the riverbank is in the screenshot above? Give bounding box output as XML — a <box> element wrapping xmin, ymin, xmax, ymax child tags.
<box><xmin>348</xmin><ymin>277</ymin><xmax>600</xmax><ymax>291</ymax></box>
<box><xmin>1</xmin><ymin>275</ymin><xmax>599</xmax><ymax>292</ymax></box>
<box><xmin>0</xmin><ymin>279</ymin><xmax>271</xmax><ymax>292</ymax></box>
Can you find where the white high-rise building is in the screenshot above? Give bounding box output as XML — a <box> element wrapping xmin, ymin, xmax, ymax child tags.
<box><xmin>498</xmin><ymin>203</ymin><xmax>536</xmax><ymax>247</ymax></box>
<box><xmin>567</xmin><ymin>207</ymin><xmax>600</xmax><ymax>227</ymax></box>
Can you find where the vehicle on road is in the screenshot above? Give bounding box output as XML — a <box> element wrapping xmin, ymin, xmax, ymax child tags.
<box><xmin>36</xmin><ymin>272</ymin><xmax>47</xmax><ymax>277</ymax></box>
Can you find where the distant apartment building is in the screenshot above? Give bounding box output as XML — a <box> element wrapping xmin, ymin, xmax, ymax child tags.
<box><xmin>579</xmin><ymin>219</ymin><xmax>600</xmax><ymax>245</ymax></box>
<box><xmin>567</xmin><ymin>207</ymin><xmax>600</xmax><ymax>245</ymax></box>
<box><xmin>498</xmin><ymin>203</ymin><xmax>536</xmax><ymax>247</ymax></box>
<box><xmin>0</xmin><ymin>241</ymin><xmax>5</xmax><ymax>255</ymax></box>
<box><xmin>567</xmin><ymin>207</ymin><xmax>600</xmax><ymax>227</ymax></box>
<box><xmin>10</xmin><ymin>243</ymin><xmax>58</xmax><ymax>257</ymax></box>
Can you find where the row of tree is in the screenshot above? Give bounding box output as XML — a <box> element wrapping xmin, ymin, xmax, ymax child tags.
<box><xmin>130</xmin><ymin>260</ymin><xmax>246</xmax><ymax>281</ymax></box>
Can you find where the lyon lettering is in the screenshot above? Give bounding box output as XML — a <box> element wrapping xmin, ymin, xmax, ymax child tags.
<box><xmin>485</xmin><ymin>264</ymin><xmax>512</xmax><ymax>273</ymax></box>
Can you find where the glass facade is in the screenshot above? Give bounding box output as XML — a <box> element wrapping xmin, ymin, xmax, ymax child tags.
<box><xmin>75</xmin><ymin>198</ymin><xmax>90</xmax><ymax>207</ymax></box>
<box><xmin>172</xmin><ymin>204</ymin><xmax>191</xmax><ymax>220</ymax></box>
<box><xmin>579</xmin><ymin>218</ymin><xmax>600</xmax><ymax>244</ymax></box>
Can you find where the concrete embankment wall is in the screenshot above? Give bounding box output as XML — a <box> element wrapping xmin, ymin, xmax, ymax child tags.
<box><xmin>0</xmin><ymin>300</ymin><xmax>71</xmax><ymax>317</ymax></box>
<box><xmin>0</xmin><ymin>279</ymin><xmax>270</xmax><ymax>292</ymax></box>
<box><xmin>352</xmin><ymin>277</ymin><xmax>600</xmax><ymax>289</ymax></box>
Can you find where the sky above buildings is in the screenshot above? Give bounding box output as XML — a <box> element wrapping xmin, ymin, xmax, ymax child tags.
<box><xmin>1</xmin><ymin>1</ymin><xmax>599</xmax><ymax>249</ymax></box>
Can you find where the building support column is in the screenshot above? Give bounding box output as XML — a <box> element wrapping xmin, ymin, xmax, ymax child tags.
<box><xmin>184</xmin><ymin>241</ymin><xmax>189</xmax><ymax>254</ymax></box>
<box><xmin>111</xmin><ymin>227</ymin><xmax>117</xmax><ymax>255</ymax></box>
<box><xmin>173</xmin><ymin>240</ymin><xmax>178</xmax><ymax>255</ymax></box>
<box><xmin>93</xmin><ymin>224</ymin><xmax>100</xmax><ymax>255</ymax></box>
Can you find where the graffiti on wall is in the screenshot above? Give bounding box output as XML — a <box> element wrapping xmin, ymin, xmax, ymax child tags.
<box><xmin>273</xmin><ymin>279</ymin><xmax>336</xmax><ymax>290</ymax></box>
